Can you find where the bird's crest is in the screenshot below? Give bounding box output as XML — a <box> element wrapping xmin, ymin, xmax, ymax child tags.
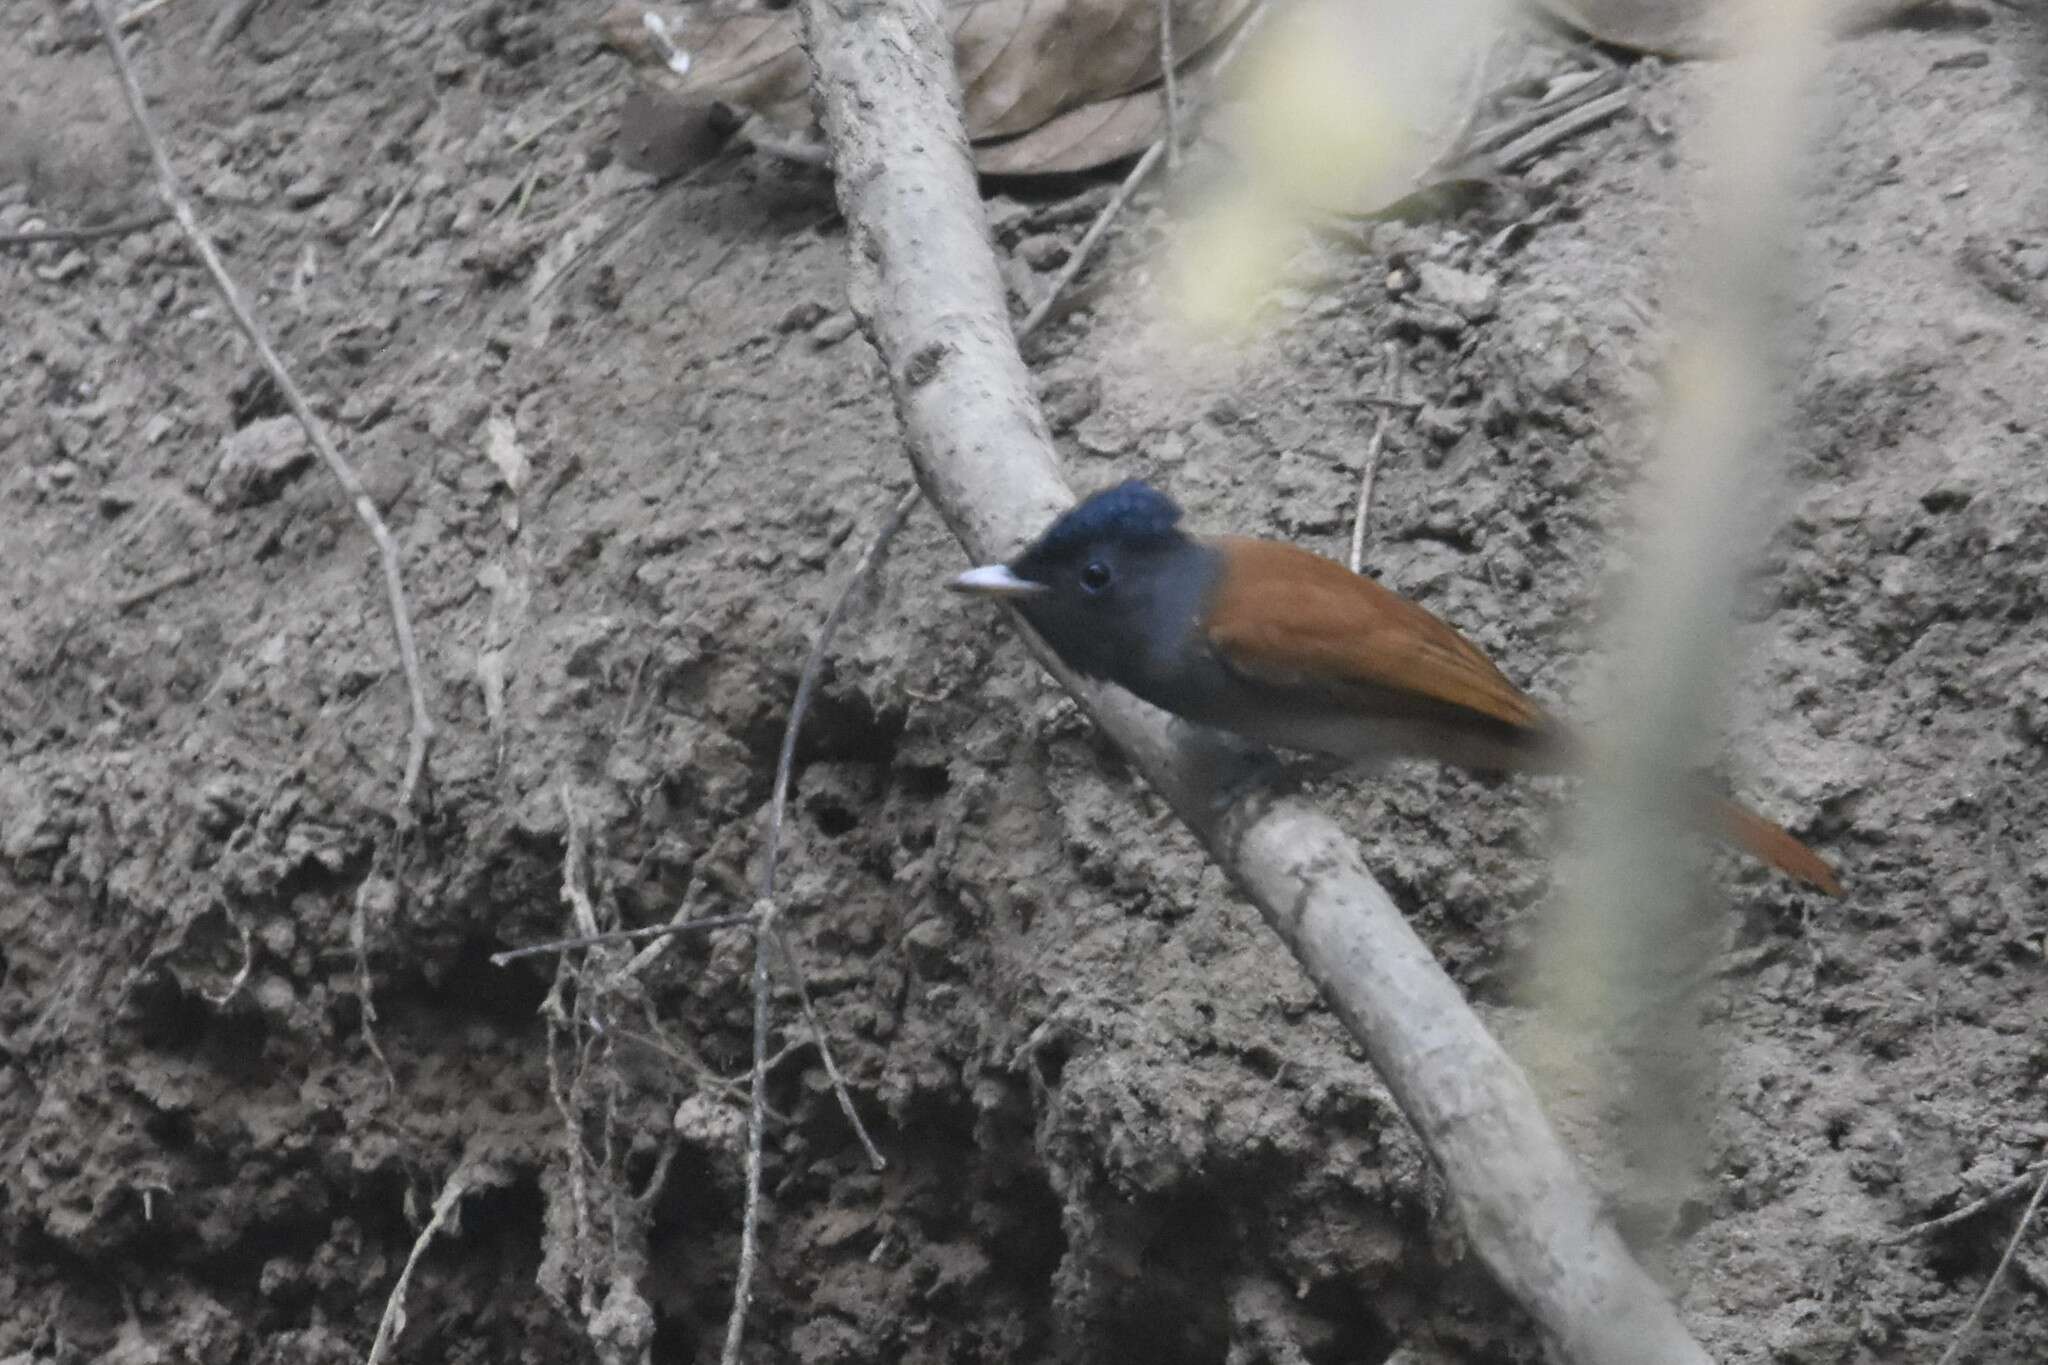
<box><xmin>1029</xmin><ymin>481</ymin><xmax>1183</xmax><ymax>560</ymax></box>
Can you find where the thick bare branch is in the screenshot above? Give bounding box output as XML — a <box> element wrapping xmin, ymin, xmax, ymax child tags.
<box><xmin>791</xmin><ymin>1</ymin><xmax>1711</xmax><ymax>1361</ymax></box>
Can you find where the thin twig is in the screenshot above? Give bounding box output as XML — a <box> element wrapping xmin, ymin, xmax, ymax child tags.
<box><xmin>759</xmin><ymin>490</ymin><xmax>921</xmax><ymax>906</ymax></box>
<box><xmin>761</xmin><ymin>919</ymin><xmax>883</xmax><ymax>1169</ymax></box>
<box><xmin>0</xmin><ymin>210</ymin><xmax>169</xmax><ymax>249</ymax></box>
<box><xmin>1934</xmin><ymin>1166</ymin><xmax>2048</xmax><ymax>1365</ymax></box>
<box><xmin>621</xmin><ymin>874</ymin><xmax>715</xmax><ymax>982</ymax></box>
<box><xmin>1158</xmin><ymin>0</ymin><xmax>1181</xmax><ymax>172</ymax></box>
<box><xmin>118</xmin><ymin>0</ymin><xmax>178</xmax><ymax>28</ymax></box>
<box><xmin>722</xmin><ymin>894</ymin><xmax>774</xmax><ymax>1365</ymax></box>
<box><xmin>1465</xmin><ymin>69</ymin><xmax>1624</xmax><ymax>159</ymax></box>
<box><xmin>543</xmin><ymin>958</ymin><xmax>598</xmax><ymax>1317</ymax></box>
<box><xmin>752</xmin><ymin>489</ymin><xmax>912</xmax><ymax>1172</ymax></box>
<box><xmin>720</xmin><ymin>489</ymin><xmax>915</xmax><ymax>1365</ymax></box>
<box><xmin>90</xmin><ymin>0</ymin><xmax>437</xmax><ymax>812</ymax></box>
<box><xmin>508</xmin><ymin>86</ymin><xmax>609</xmax><ymax>155</ymax></box>
<box><xmin>490</xmin><ymin>913</ymin><xmax>756</xmax><ymax>966</ymax></box>
<box><xmin>1017</xmin><ymin>1</ymin><xmax>1269</xmax><ymax>339</ymax></box>
<box><xmin>366</xmin><ymin>170</ymin><xmax>421</xmax><ymax>243</ymax></box>
<box><xmin>204</xmin><ymin>0</ymin><xmax>268</xmax><ymax>52</ymax></box>
<box><xmin>351</xmin><ymin>860</ymin><xmax>397</xmax><ymax>1091</ymax></box>
<box><xmin>1349</xmin><ymin>342</ymin><xmax>1402</xmax><ymax>575</ymax></box>
<box><xmin>1893</xmin><ymin>1162</ymin><xmax>2048</xmax><ymax>1243</ymax></box>
<box><xmin>114</xmin><ymin>563</ymin><xmax>204</xmax><ymax>613</ymax></box>
<box><xmin>1486</xmin><ymin>92</ymin><xmax>1629</xmax><ymax>175</ymax></box>
<box><xmin>534</xmin><ymin>176</ymin><xmax>695</xmax><ymax>301</ymax></box>
<box><xmin>366</xmin><ymin>1152</ymin><xmax>478</xmax><ymax>1365</ymax></box>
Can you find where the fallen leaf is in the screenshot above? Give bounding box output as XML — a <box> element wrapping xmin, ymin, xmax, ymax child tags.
<box><xmin>598</xmin><ymin>0</ymin><xmax>1256</xmax><ymax>175</ymax></box>
<box><xmin>1534</xmin><ymin>0</ymin><xmax>1945</xmax><ymax>58</ymax></box>
<box><xmin>974</xmin><ymin>87</ymin><xmax>1164</xmax><ymax>176</ymax></box>
<box><xmin>949</xmin><ymin>0</ymin><xmax>1254</xmax><ymax>139</ymax></box>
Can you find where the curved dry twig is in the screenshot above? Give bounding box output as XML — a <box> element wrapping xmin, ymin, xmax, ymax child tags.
<box><xmin>90</xmin><ymin>0</ymin><xmax>436</xmax><ymax>812</ymax></box>
<box><xmin>721</xmin><ymin>487</ymin><xmax>914</xmax><ymax>1365</ymax></box>
<box><xmin>0</xmin><ymin>209</ymin><xmax>169</xmax><ymax>248</ymax></box>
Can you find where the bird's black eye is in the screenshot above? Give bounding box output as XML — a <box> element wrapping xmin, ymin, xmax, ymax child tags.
<box><xmin>1079</xmin><ymin>561</ymin><xmax>1113</xmax><ymax>594</ymax></box>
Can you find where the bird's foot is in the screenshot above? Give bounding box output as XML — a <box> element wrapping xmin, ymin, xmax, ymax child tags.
<box><xmin>1172</xmin><ymin>723</ymin><xmax>1352</xmax><ymax>815</ymax></box>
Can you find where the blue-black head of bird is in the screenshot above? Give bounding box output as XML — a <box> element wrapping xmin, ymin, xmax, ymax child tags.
<box><xmin>947</xmin><ymin>481</ymin><xmax>1224</xmax><ymax>707</ymax></box>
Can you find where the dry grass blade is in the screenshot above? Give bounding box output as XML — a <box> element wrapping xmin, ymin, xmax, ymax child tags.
<box><xmin>488</xmin><ymin>914</ymin><xmax>758</xmax><ymax>966</ymax></box>
<box><xmin>1349</xmin><ymin>343</ymin><xmax>1403</xmax><ymax>575</ymax></box>
<box><xmin>366</xmin><ymin>1151</ymin><xmax>484</xmax><ymax>1365</ymax></box>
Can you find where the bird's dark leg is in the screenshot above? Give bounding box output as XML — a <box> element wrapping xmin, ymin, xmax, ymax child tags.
<box><xmin>1171</xmin><ymin>721</ymin><xmax>1357</xmax><ymax>814</ymax></box>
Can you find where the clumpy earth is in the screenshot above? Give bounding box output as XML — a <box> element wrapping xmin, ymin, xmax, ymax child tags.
<box><xmin>2</xmin><ymin>2</ymin><xmax>2044</xmax><ymax>1363</ymax></box>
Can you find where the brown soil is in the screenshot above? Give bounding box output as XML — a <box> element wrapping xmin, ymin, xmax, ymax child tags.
<box><xmin>3</xmin><ymin>4</ymin><xmax>2045</xmax><ymax>1363</ymax></box>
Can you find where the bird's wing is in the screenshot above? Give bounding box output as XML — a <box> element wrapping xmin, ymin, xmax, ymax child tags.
<box><xmin>1200</xmin><ymin>536</ymin><xmax>1549</xmax><ymax>732</ymax></box>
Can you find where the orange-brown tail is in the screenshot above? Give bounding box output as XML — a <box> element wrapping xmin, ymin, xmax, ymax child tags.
<box><xmin>1708</xmin><ymin>796</ymin><xmax>1843</xmax><ymax>897</ymax></box>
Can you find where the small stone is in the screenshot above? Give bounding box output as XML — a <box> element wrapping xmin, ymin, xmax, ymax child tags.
<box><xmin>2016</xmin><ymin>667</ymin><xmax>2048</xmax><ymax>743</ymax></box>
<box><xmin>202</xmin><ymin>169</ymin><xmax>260</xmax><ymax>205</ymax></box>
<box><xmin>1073</xmin><ymin>416</ymin><xmax>1127</xmax><ymax>459</ymax></box>
<box><xmin>282</xmin><ymin>171</ymin><xmax>333</xmax><ymax>208</ymax></box>
<box><xmin>212</xmin><ymin>416</ymin><xmax>312</xmax><ymax>508</ymax></box>
<box><xmin>254</xmin><ymin>975</ymin><xmax>297</xmax><ymax>1015</ymax></box>
<box><xmin>312</xmin><ymin>195</ymin><xmax>366</xmax><ymax>237</ymax></box>
<box><xmin>986</xmin><ymin>195</ymin><xmax>1032</xmax><ymax>244</ymax></box>
<box><xmin>35</xmin><ymin>250</ymin><xmax>89</xmax><ymax>283</ymax></box>
<box><xmin>808</xmin><ymin>310</ymin><xmax>858</xmax><ymax>348</ymax></box>
<box><xmin>1016</xmin><ymin>232</ymin><xmax>1069</xmax><ymax>271</ymax></box>
<box><xmin>1418</xmin><ymin>404</ymin><xmax>1468</xmax><ymax>447</ymax></box>
<box><xmin>97</xmin><ymin>482</ymin><xmax>141</xmax><ymax>516</ymax></box>
<box><xmin>1040</xmin><ymin>374</ymin><xmax>1100</xmax><ymax>434</ymax></box>
<box><xmin>1919</xmin><ymin>481</ymin><xmax>1973</xmax><ymax>513</ymax></box>
<box><xmin>777</xmin><ymin>300</ymin><xmax>829</xmax><ymax>333</ymax></box>
<box><xmin>673</xmin><ymin>1093</ymin><xmax>745</xmax><ymax>1154</ymax></box>
<box><xmin>1417</xmin><ymin>261</ymin><xmax>1498</xmax><ymax>320</ymax></box>
<box><xmin>903</xmin><ymin>916</ymin><xmax>955</xmax><ymax>973</ymax></box>
<box><xmin>1395</xmin><ymin>299</ymin><xmax>1467</xmax><ymax>339</ymax></box>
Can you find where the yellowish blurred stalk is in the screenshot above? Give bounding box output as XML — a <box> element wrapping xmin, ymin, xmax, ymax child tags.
<box><xmin>1533</xmin><ymin>0</ymin><xmax>1834</xmax><ymax>1226</ymax></box>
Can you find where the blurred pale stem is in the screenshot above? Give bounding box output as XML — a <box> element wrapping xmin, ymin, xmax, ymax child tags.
<box><xmin>1537</xmin><ymin>0</ymin><xmax>1833</xmax><ymax>1214</ymax></box>
<box><xmin>1170</xmin><ymin>0</ymin><xmax>1505</xmax><ymax>334</ymax></box>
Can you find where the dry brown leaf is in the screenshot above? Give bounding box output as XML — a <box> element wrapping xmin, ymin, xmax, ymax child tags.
<box><xmin>950</xmin><ymin>0</ymin><xmax>1253</xmax><ymax>139</ymax></box>
<box><xmin>598</xmin><ymin>5</ymin><xmax>812</xmax><ymax>131</ymax></box>
<box><xmin>1534</xmin><ymin>0</ymin><xmax>1941</xmax><ymax>58</ymax></box>
<box><xmin>598</xmin><ymin>0</ymin><xmax>1255</xmax><ymax>175</ymax></box>
<box><xmin>974</xmin><ymin>88</ymin><xmax>1164</xmax><ymax>176</ymax></box>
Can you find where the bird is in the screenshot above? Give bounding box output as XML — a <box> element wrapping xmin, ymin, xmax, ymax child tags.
<box><xmin>948</xmin><ymin>479</ymin><xmax>1842</xmax><ymax>896</ymax></box>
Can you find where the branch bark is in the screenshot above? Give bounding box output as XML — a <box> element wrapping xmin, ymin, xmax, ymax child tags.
<box><xmin>791</xmin><ymin>1</ymin><xmax>1711</xmax><ymax>1362</ymax></box>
